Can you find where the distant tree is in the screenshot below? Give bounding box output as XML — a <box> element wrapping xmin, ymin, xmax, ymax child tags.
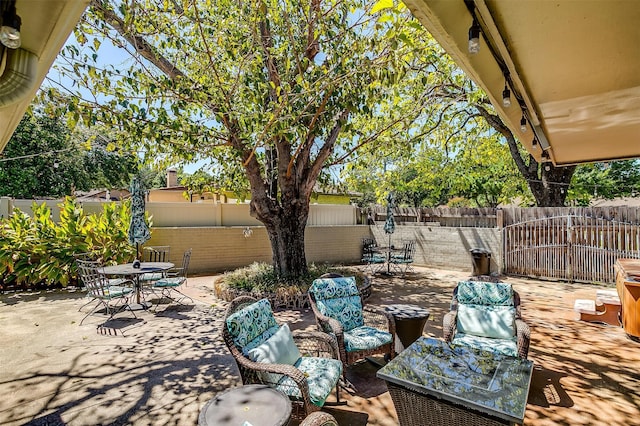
<box><xmin>568</xmin><ymin>160</ymin><xmax>640</xmax><ymax>205</ymax></box>
<box><xmin>0</xmin><ymin>109</ymin><xmax>140</xmax><ymax>198</ymax></box>
<box><xmin>0</xmin><ymin>111</ymin><xmax>86</xmax><ymax>198</ymax></box>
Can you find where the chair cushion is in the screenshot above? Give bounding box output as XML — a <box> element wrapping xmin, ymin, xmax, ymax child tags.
<box><xmin>226</xmin><ymin>298</ymin><xmax>279</xmax><ymax>350</ymax></box>
<box><xmin>457</xmin><ymin>304</ymin><xmax>516</xmax><ymax>339</ymax></box>
<box><xmin>452</xmin><ymin>332</ymin><xmax>518</xmax><ymax>357</ymax></box>
<box><xmin>277</xmin><ymin>357</ymin><xmax>343</xmax><ymax>407</ymax></box>
<box><xmin>248</xmin><ymin>324</ymin><xmax>302</xmax><ymax>384</ymax></box>
<box><xmin>456</xmin><ymin>281</ymin><xmax>514</xmax><ymax>306</ymax></box>
<box><xmin>153</xmin><ymin>277</ymin><xmax>186</xmax><ymax>288</ymax></box>
<box><xmin>344</xmin><ymin>326</ymin><xmax>393</xmax><ymax>352</ymax></box>
<box><xmin>311</xmin><ymin>277</ymin><xmax>364</xmax><ymax>332</ymax></box>
<box><xmin>140</xmin><ymin>272</ymin><xmax>164</xmax><ymax>281</ymax></box>
<box><xmin>102</xmin><ymin>286</ymin><xmax>134</xmax><ymax>298</ymax></box>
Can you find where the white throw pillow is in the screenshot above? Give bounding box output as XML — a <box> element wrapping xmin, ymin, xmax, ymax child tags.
<box><xmin>247</xmin><ymin>323</ymin><xmax>302</xmax><ymax>384</ymax></box>
<box><xmin>457</xmin><ymin>304</ymin><xmax>516</xmax><ymax>340</ymax></box>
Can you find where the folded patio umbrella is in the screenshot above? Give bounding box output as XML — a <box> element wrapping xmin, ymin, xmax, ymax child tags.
<box><xmin>383</xmin><ymin>192</ymin><xmax>396</xmax><ymax>247</ymax></box>
<box><xmin>128</xmin><ymin>176</ymin><xmax>151</xmax><ymax>261</ymax></box>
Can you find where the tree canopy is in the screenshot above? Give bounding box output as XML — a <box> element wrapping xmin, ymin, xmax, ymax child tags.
<box><xmin>0</xmin><ymin>108</ymin><xmax>139</xmax><ymax>198</ymax></box>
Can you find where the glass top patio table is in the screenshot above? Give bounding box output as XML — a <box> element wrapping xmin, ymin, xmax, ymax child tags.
<box><xmin>377</xmin><ymin>337</ymin><xmax>533</xmax><ymax>424</ymax></box>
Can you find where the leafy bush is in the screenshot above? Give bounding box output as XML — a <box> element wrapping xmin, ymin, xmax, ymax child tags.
<box><xmin>0</xmin><ymin>197</ymin><xmax>137</xmax><ymax>289</ymax></box>
<box><xmin>223</xmin><ymin>262</ymin><xmax>364</xmax><ymax>293</ymax></box>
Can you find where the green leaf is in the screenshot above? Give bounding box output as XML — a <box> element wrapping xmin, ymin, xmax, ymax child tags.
<box><xmin>371</xmin><ymin>0</ymin><xmax>394</xmax><ymax>14</ymax></box>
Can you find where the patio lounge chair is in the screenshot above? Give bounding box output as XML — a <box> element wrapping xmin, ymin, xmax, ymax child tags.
<box><xmin>150</xmin><ymin>248</ymin><xmax>193</xmax><ymax>308</ymax></box>
<box><xmin>76</xmin><ymin>259</ymin><xmax>136</xmax><ymax>325</ymax></box>
<box><xmin>308</xmin><ymin>276</ymin><xmax>395</xmax><ymax>378</ymax></box>
<box><xmin>443</xmin><ymin>280</ymin><xmax>530</xmax><ymax>359</ymax></box>
<box><xmin>223</xmin><ymin>296</ymin><xmax>343</xmax><ymax>419</ymax></box>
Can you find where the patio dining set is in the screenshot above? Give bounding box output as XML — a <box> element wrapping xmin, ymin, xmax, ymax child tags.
<box><xmin>220</xmin><ymin>274</ymin><xmax>533</xmax><ymax>426</ymax></box>
<box><xmin>361</xmin><ymin>237</ymin><xmax>416</xmax><ymax>276</ymax></box>
<box><xmin>76</xmin><ymin>245</ymin><xmax>194</xmax><ymax>324</ymax></box>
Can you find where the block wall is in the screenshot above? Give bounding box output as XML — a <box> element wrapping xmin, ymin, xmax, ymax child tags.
<box><xmin>148</xmin><ymin>225</ymin><xmax>371</xmax><ymax>274</ymax></box>
<box><xmin>370</xmin><ymin>225</ymin><xmax>502</xmax><ymax>275</ymax></box>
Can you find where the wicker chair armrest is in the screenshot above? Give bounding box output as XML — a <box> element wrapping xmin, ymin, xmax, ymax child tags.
<box><xmin>293</xmin><ymin>330</ymin><xmax>341</xmax><ymax>360</ymax></box>
<box><xmin>363</xmin><ymin>305</ymin><xmax>396</xmax><ymax>336</ymax></box>
<box><xmin>300</xmin><ymin>411</ymin><xmax>339</xmax><ymax>426</ymax></box>
<box><xmin>443</xmin><ymin>311</ymin><xmax>457</xmax><ymax>342</ymax></box>
<box><xmin>515</xmin><ymin>318</ymin><xmax>531</xmax><ymax>359</ymax></box>
<box><xmin>233</xmin><ymin>349</ymin><xmax>309</xmax><ymax>388</ymax></box>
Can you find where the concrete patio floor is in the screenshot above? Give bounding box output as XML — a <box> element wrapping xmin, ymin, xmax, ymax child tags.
<box><xmin>0</xmin><ymin>266</ymin><xmax>638</xmax><ymax>425</ymax></box>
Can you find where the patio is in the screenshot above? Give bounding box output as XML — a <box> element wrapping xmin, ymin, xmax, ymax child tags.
<box><xmin>0</xmin><ymin>266</ymin><xmax>638</xmax><ymax>425</ymax></box>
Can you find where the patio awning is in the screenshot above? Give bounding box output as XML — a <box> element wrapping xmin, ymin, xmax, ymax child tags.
<box><xmin>0</xmin><ymin>0</ymin><xmax>89</xmax><ymax>153</ymax></box>
<box><xmin>403</xmin><ymin>0</ymin><xmax>640</xmax><ymax>166</ymax></box>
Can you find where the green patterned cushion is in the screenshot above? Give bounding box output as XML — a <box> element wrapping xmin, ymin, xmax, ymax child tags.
<box><xmin>102</xmin><ymin>286</ymin><xmax>133</xmax><ymax>298</ymax></box>
<box><xmin>226</xmin><ymin>298</ymin><xmax>279</xmax><ymax>350</ymax></box>
<box><xmin>457</xmin><ymin>304</ymin><xmax>516</xmax><ymax>339</ymax></box>
<box><xmin>277</xmin><ymin>357</ymin><xmax>342</xmax><ymax>407</ymax></box>
<box><xmin>311</xmin><ymin>277</ymin><xmax>364</xmax><ymax>332</ymax></box>
<box><xmin>452</xmin><ymin>332</ymin><xmax>518</xmax><ymax>357</ymax></box>
<box><xmin>457</xmin><ymin>281</ymin><xmax>514</xmax><ymax>306</ymax></box>
<box><xmin>152</xmin><ymin>277</ymin><xmax>186</xmax><ymax>288</ymax></box>
<box><xmin>344</xmin><ymin>326</ymin><xmax>393</xmax><ymax>352</ymax></box>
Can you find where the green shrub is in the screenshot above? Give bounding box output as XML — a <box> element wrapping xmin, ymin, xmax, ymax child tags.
<box><xmin>223</xmin><ymin>262</ymin><xmax>363</xmax><ymax>293</ymax></box>
<box><xmin>0</xmin><ymin>197</ymin><xmax>137</xmax><ymax>289</ymax></box>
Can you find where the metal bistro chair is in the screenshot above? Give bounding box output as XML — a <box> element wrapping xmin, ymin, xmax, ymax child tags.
<box><xmin>140</xmin><ymin>245</ymin><xmax>171</xmax><ymax>284</ymax></box>
<box><xmin>361</xmin><ymin>237</ymin><xmax>385</xmax><ymax>274</ymax></box>
<box><xmin>76</xmin><ymin>259</ymin><xmax>136</xmax><ymax>325</ymax></box>
<box><xmin>75</xmin><ymin>252</ymin><xmax>130</xmax><ymax>313</ymax></box>
<box><xmin>390</xmin><ymin>240</ymin><xmax>416</xmax><ymax>275</ymax></box>
<box><xmin>150</xmin><ymin>249</ymin><xmax>193</xmax><ymax>308</ymax></box>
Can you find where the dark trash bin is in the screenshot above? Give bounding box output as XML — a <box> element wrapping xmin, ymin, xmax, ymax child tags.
<box><xmin>470</xmin><ymin>248</ymin><xmax>491</xmax><ymax>276</ymax></box>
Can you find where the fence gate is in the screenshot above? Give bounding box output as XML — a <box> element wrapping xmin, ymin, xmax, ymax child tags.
<box><xmin>503</xmin><ymin>214</ymin><xmax>640</xmax><ymax>283</ymax></box>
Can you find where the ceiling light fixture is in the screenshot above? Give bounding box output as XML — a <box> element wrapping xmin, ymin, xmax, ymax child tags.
<box><xmin>502</xmin><ymin>83</ymin><xmax>511</xmax><ymax>108</ymax></box>
<box><xmin>468</xmin><ymin>21</ymin><xmax>481</xmax><ymax>54</ymax></box>
<box><xmin>520</xmin><ymin>114</ymin><xmax>527</xmax><ymax>132</ymax></box>
<box><xmin>0</xmin><ymin>4</ymin><xmax>21</xmax><ymax>49</ymax></box>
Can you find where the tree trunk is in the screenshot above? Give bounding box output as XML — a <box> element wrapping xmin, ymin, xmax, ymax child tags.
<box><xmin>474</xmin><ymin>104</ymin><xmax>576</xmax><ymax>207</ymax></box>
<box><xmin>252</xmin><ymin>197</ymin><xmax>310</xmax><ymax>277</ymax></box>
<box><xmin>530</xmin><ymin>164</ymin><xmax>576</xmax><ymax>207</ymax></box>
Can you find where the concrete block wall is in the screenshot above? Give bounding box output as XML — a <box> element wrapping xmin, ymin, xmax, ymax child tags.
<box><xmin>370</xmin><ymin>225</ymin><xmax>502</xmax><ymax>275</ymax></box>
<box><xmin>148</xmin><ymin>225</ymin><xmax>371</xmax><ymax>274</ymax></box>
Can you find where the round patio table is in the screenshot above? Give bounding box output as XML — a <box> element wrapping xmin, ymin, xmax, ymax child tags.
<box><xmin>100</xmin><ymin>262</ymin><xmax>174</xmax><ymax>310</ymax></box>
<box><xmin>385</xmin><ymin>304</ymin><xmax>431</xmax><ymax>352</ymax></box>
<box><xmin>198</xmin><ymin>384</ymin><xmax>292</xmax><ymax>426</ymax></box>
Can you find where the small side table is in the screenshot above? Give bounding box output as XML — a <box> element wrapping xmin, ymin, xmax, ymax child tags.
<box><xmin>198</xmin><ymin>385</ymin><xmax>292</xmax><ymax>426</ymax></box>
<box><xmin>385</xmin><ymin>304</ymin><xmax>431</xmax><ymax>352</ymax></box>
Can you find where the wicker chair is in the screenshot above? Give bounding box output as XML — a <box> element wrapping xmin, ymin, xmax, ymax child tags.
<box><xmin>308</xmin><ymin>275</ymin><xmax>395</xmax><ymax>378</ymax></box>
<box><xmin>443</xmin><ymin>280</ymin><xmax>530</xmax><ymax>359</ymax></box>
<box><xmin>300</xmin><ymin>411</ymin><xmax>339</xmax><ymax>426</ymax></box>
<box><xmin>223</xmin><ymin>296</ymin><xmax>343</xmax><ymax>419</ymax></box>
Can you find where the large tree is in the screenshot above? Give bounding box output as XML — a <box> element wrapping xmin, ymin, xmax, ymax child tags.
<box><xmin>49</xmin><ymin>0</ymin><xmax>435</xmax><ymax>277</ymax></box>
